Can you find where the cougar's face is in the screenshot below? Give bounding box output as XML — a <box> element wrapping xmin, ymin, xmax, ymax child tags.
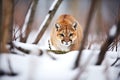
<box><xmin>55</xmin><ymin>22</ymin><xmax>77</xmax><ymax>46</ymax></box>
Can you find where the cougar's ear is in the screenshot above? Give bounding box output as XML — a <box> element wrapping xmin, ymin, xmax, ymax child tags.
<box><xmin>55</xmin><ymin>23</ymin><xmax>60</xmax><ymax>31</ymax></box>
<box><xmin>72</xmin><ymin>22</ymin><xmax>77</xmax><ymax>30</ymax></box>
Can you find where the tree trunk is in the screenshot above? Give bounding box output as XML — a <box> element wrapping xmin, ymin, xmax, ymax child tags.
<box><xmin>0</xmin><ymin>0</ymin><xmax>14</xmax><ymax>53</ymax></box>
<box><xmin>0</xmin><ymin>0</ymin><xmax>2</xmax><ymax>53</ymax></box>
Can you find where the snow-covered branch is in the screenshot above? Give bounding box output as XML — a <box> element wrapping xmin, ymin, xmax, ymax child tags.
<box><xmin>33</xmin><ymin>0</ymin><xmax>63</xmax><ymax>44</ymax></box>
<box><xmin>10</xmin><ymin>41</ymin><xmax>56</xmax><ymax>60</ymax></box>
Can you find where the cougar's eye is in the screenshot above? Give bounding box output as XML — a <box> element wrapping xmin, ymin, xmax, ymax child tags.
<box><xmin>69</xmin><ymin>33</ymin><xmax>73</xmax><ymax>36</ymax></box>
<box><xmin>60</xmin><ymin>34</ymin><xmax>64</xmax><ymax>37</ymax></box>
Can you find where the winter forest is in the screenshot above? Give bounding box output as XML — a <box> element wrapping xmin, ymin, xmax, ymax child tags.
<box><xmin>0</xmin><ymin>0</ymin><xmax>120</xmax><ymax>80</ymax></box>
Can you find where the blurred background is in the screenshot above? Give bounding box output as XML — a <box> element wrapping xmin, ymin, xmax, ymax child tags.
<box><xmin>13</xmin><ymin>0</ymin><xmax>120</xmax><ymax>50</ymax></box>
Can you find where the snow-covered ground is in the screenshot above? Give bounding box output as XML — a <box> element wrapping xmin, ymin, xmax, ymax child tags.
<box><xmin>0</xmin><ymin>41</ymin><xmax>120</xmax><ymax>80</ymax></box>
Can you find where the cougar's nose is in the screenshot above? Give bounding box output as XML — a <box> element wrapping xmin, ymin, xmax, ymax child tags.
<box><xmin>64</xmin><ymin>37</ymin><xmax>70</xmax><ymax>42</ymax></box>
<box><xmin>65</xmin><ymin>42</ymin><xmax>68</xmax><ymax>45</ymax></box>
<box><xmin>61</xmin><ymin>37</ymin><xmax>72</xmax><ymax>45</ymax></box>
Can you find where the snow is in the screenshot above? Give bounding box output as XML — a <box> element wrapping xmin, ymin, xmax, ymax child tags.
<box><xmin>12</xmin><ymin>41</ymin><xmax>41</xmax><ymax>55</ymax></box>
<box><xmin>49</xmin><ymin>0</ymin><xmax>59</xmax><ymax>11</ymax></box>
<box><xmin>0</xmin><ymin>41</ymin><xmax>120</xmax><ymax>80</ymax></box>
<box><xmin>109</xmin><ymin>25</ymin><xmax>117</xmax><ymax>37</ymax></box>
<box><xmin>79</xmin><ymin>66</ymin><xmax>119</xmax><ymax>80</ymax></box>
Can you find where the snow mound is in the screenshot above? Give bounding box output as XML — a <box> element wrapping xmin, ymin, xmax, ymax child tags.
<box><xmin>0</xmin><ymin>41</ymin><xmax>119</xmax><ymax>80</ymax></box>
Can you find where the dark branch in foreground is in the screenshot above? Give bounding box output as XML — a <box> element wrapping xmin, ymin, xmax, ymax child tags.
<box><xmin>73</xmin><ymin>0</ymin><xmax>99</xmax><ymax>69</ymax></box>
<box><xmin>33</xmin><ymin>0</ymin><xmax>63</xmax><ymax>44</ymax></box>
<box><xmin>96</xmin><ymin>16</ymin><xmax>120</xmax><ymax>65</ymax></box>
<box><xmin>0</xmin><ymin>55</ymin><xmax>18</xmax><ymax>76</ymax></box>
<box><xmin>0</xmin><ymin>71</ymin><xmax>17</xmax><ymax>76</ymax></box>
<box><xmin>111</xmin><ymin>57</ymin><xmax>120</xmax><ymax>66</ymax></box>
<box><xmin>11</xmin><ymin>42</ymin><xmax>30</xmax><ymax>54</ymax></box>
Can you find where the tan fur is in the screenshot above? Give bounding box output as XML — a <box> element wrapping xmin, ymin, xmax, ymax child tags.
<box><xmin>50</xmin><ymin>14</ymin><xmax>83</xmax><ymax>51</ymax></box>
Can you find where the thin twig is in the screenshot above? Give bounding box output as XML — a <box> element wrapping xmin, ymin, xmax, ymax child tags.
<box><xmin>13</xmin><ymin>26</ymin><xmax>21</xmax><ymax>40</ymax></box>
<box><xmin>111</xmin><ymin>57</ymin><xmax>120</xmax><ymax>66</ymax></box>
<box><xmin>48</xmin><ymin>40</ymin><xmax>52</xmax><ymax>50</ymax></box>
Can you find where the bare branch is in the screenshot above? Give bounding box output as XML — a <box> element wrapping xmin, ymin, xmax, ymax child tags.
<box><xmin>19</xmin><ymin>0</ymin><xmax>33</xmax><ymax>42</ymax></box>
<box><xmin>33</xmin><ymin>0</ymin><xmax>63</xmax><ymax>44</ymax></box>
<box><xmin>73</xmin><ymin>0</ymin><xmax>99</xmax><ymax>69</ymax></box>
<box><xmin>109</xmin><ymin>35</ymin><xmax>120</xmax><ymax>51</ymax></box>
<box><xmin>111</xmin><ymin>57</ymin><xmax>120</xmax><ymax>66</ymax></box>
<box><xmin>21</xmin><ymin>0</ymin><xmax>38</xmax><ymax>43</ymax></box>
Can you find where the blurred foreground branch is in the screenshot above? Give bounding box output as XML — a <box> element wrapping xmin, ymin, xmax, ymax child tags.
<box><xmin>0</xmin><ymin>55</ymin><xmax>17</xmax><ymax>76</ymax></box>
<box><xmin>0</xmin><ymin>0</ymin><xmax>14</xmax><ymax>53</ymax></box>
<box><xmin>33</xmin><ymin>0</ymin><xmax>63</xmax><ymax>44</ymax></box>
<box><xmin>96</xmin><ymin>19</ymin><xmax>120</xmax><ymax>65</ymax></box>
<box><xmin>73</xmin><ymin>0</ymin><xmax>99</xmax><ymax>69</ymax></box>
<box><xmin>0</xmin><ymin>0</ymin><xmax>2</xmax><ymax>52</ymax></box>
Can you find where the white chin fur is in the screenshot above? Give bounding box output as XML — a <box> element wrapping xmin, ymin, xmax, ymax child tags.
<box><xmin>56</xmin><ymin>40</ymin><xmax>71</xmax><ymax>51</ymax></box>
<box><xmin>62</xmin><ymin>42</ymin><xmax>71</xmax><ymax>46</ymax></box>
